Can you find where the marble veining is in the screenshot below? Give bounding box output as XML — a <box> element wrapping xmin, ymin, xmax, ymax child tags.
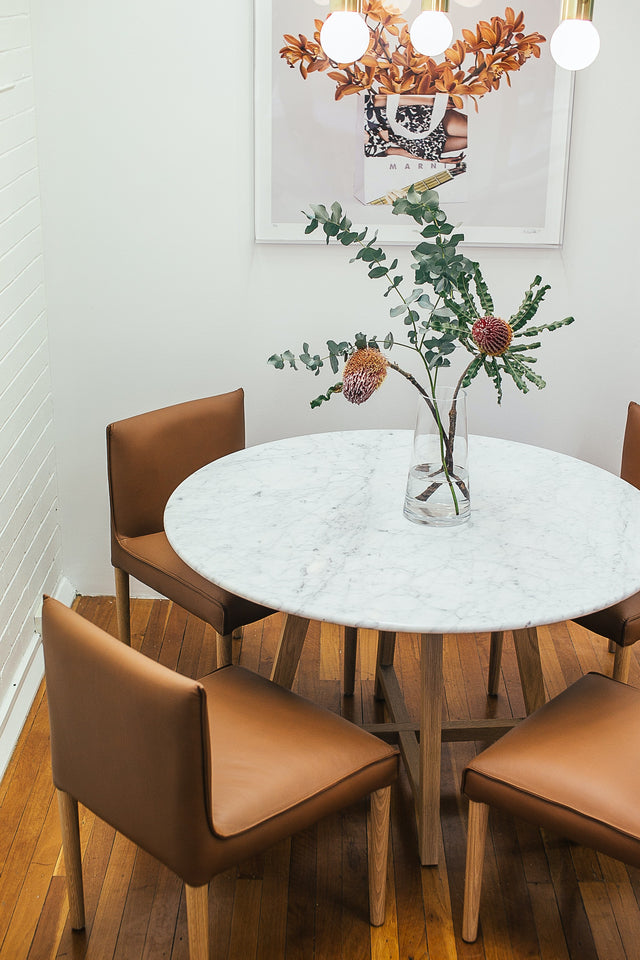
<box><xmin>164</xmin><ymin>431</ymin><xmax>640</xmax><ymax>634</ymax></box>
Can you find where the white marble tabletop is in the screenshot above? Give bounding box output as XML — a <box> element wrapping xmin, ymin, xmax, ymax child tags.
<box><xmin>164</xmin><ymin>431</ymin><xmax>640</xmax><ymax>635</ymax></box>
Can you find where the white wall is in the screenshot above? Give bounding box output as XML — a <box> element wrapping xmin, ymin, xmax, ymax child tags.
<box><xmin>0</xmin><ymin>0</ymin><xmax>71</xmax><ymax>777</ymax></box>
<box><xmin>29</xmin><ymin>0</ymin><xmax>640</xmax><ymax>595</ymax></box>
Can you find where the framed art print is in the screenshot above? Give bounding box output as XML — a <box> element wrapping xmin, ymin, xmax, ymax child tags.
<box><xmin>255</xmin><ymin>0</ymin><xmax>574</xmax><ymax>246</ymax></box>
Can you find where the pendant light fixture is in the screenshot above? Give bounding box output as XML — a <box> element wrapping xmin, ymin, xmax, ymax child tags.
<box><xmin>410</xmin><ymin>0</ymin><xmax>454</xmax><ymax>57</ymax></box>
<box><xmin>320</xmin><ymin>0</ymin><xmax>371</xmax><ymax>64</ymax></box>
<box><xmin>550</xmin><ymin>0</ymin><xmax>600</xmax><ymax>70</ymax></box>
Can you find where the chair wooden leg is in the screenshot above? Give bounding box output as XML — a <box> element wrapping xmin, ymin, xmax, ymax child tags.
<box><xmin>368</xmin><ymin>785</ymin><xmax>391</xmax><ymax>926</ymax></box>
<box><xmin>609</xmin><ymin>640</ymin><xmax>617</xmax><ymax>654</ymax></box>
<box><xmin>57</xmin><ymin>790</ymin><xmax>85</xmax><ymax>930</ymax></box>
<box><xmin>487</xmin><ymin>631</ymin><xmax>504</xmax><ymax>696</ymax></box>
<box><xmin>114</xmin><ymin>567</ymin><xmax>131</xmax><ymax>645</ymax></box>
<box><xmin>216</xmin><ymin>633</ymin><xmax>233</xmax><ymax>667</ymax></box>
<box><xmin>185</xmin><ymin>883</ymin><xmax>209</xmax><ymax>960</ymax></box>
<box><xmin>613</xmin><ymin>644</ymin><xmax>632</xmax><ymax>683</ymax></box>
<box><xmin>343</xmin><ymin>627</ymin><xmax>358</xmax><ymax>697</ymax></box>
<box><xmin>462</xmin><ymin>800</ymin><xmax>490</xmax><ymax>943</ymax></box>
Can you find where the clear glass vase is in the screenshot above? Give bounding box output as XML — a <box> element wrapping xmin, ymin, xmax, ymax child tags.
<box><xmin>403</xmin><ymin>387</ymin><xmax>470</xmax><ymax>526</ymax></box>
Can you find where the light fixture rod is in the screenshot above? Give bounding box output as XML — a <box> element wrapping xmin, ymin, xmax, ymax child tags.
<box><xmin>421</xmin><ymin>0</ymin><xmax>449</xmax><ymax>12</ymax></box>
<box><xmin>560</xmin><ymin>0</ymin><xmax>594</xmax><ymax>21</ymax></box>
<box><xmin>330</xmin><ymin>0</ymin><xmax>361</xmax><ymax>12</ymax></box>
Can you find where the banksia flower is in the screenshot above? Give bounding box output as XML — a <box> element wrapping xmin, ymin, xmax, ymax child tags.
<box><xmin>342</xmin><ymin>348</ymin><xmax>387</xmax><ymax>404</ymax></box>
<box><xmin>471</xmin><ymin>315</ymin><xmax>513</xmax><ymax>357</ymax></box>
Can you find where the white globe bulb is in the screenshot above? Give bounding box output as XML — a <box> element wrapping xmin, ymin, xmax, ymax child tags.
<box><xmin>320</xmin><ymin>12</ymin><xmax>370</xmax><ymax>63</ymax></box>
<box><xmin>550</xmin><ymin>19</ymin><xmax>600</xmax><ymax>71</ymax></box>
<box><xmin>410</xmin><ymin>10</ymin><xmax>454</xmax><ymax>57</ymax></box>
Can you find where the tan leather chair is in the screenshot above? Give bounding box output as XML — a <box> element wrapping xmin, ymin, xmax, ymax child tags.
<box><xmin>43</xmin><ymin>598</ymin><xmax>399</xmax><ymax>960</ymax></box>
<box><xmin>107</xmin><ymin>389</ymin><xmax>273</xmax><ymax>665</ymax></box>
<box><xmin>573</xmin><ymin>401</ymin><xmax>640</xmax><ymax>682</ymax></box>
<box><xmin>487</xmin><ymin>400</ymin><xmax>640</xmax><ymax>691</ymax></box>
<box><xmin>461</xmin><ymin>672</ymin><xmax>640</xmax><ymax>942</ymax></box>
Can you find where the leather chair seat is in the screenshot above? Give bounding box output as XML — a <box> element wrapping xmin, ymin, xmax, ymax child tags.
<box><xmin>575</xmin><ymin>591</ymin><xmax>640</xmax><ymax>648</ymax></box>
<box><xmin>203</xmin><ymin>666</ymin><xmax>398</xmax><ymax>843</ymax></box>
<box><xmin>462</xmin><ymin>672</ymin><xmax>640</xmax><ymax>868</ymax></box>
<box><xmin>112</xmin><ymin>531</ymin><xmax>270</xmax><ymax>637</ymax></box>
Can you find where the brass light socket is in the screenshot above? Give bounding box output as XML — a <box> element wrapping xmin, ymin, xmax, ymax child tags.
<box><xmin>330</xmin><ymin>0</ymin><xmax>361</xmax><ymax>12</ymax></box>
<box><xmin>421</xmin><ymin>0</ymin><xmax>450</xmax><ymax>12</ymax></box>
<box><xmin>560</xmin><ymin>0</ymin><xmax>594</xmax><ymax>21</ymax></box>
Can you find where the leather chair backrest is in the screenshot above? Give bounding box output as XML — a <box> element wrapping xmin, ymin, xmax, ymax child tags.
<box><xmin>42</xmin><ymin>597</ymin><xmax>215</xmax><ymax>881</ymax></box>
<box><xmin>106</xmin><ymin>389</ymin><xmax>245</xmax><ymax>539</ymax></box>
<box><xmin>621</xmin><ymin>401</ymin><xmax>640</xmax><ymax>490</ymax></box>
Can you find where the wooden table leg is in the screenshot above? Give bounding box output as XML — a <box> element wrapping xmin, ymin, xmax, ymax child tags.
<box><xmin>418</xmin><ymin>633</ymin><xmax>443</xmax><ymax>866</ymax></box>
<box><xmin>487</xmin><ymin>631</ymin><xmax>504</xmax><ymax>696</ymax></box>
<box><xmin>374</xmin><ymin>632</ymin><xmax>396</xmax><ymax>700</ymax></box>
<box><xmin>270</xmin><ymin>614</ymin><xmax>310</xmax><ymax>688</ymax></box>
<box><xmin>343</xmin><ymin>626</ymin><xmax>358</xmax><ymax>696</ymax></box>
<box><xmin>512</xmin><ymin>627</ymin><xmax>545</xmax><ymax>714</ymax></box>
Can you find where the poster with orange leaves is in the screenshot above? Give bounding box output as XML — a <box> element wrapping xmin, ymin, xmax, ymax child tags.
<box><xmin>255</xmin><ymin>0</ymin><xmax>574</xmax><ymax>246</ymax></box>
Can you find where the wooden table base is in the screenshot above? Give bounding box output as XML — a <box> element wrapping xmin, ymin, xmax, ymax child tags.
<box><xmin>270</xmin><ymin>620</ymin><xmax>547</xmax><ymax>868</ymax></box>
<box><xmin>374</xmin><ymin>628</ymin><xmax>546</xmax><ymax>866</ymax></box>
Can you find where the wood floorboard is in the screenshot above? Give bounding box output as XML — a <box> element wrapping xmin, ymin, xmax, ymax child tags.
<box><xmin>2</xmin><ymin>597</ymin><xmax>640</xmax><ymax>958</ymax></box>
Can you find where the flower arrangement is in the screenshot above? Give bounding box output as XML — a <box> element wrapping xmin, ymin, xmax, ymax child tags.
<box><xmin>269</xmin><ymin>188</ymin><xmax>573</xmax><ymax>409</ymax></box>
<box><xmin>268</xmin><ymin>188</ymin><xmax>574</xmax><ymax>517</ymax></box>
<box><xmin>280</xmin><ymin>3</ymin><xmax>545</xmax><ymax>106</ymax></box>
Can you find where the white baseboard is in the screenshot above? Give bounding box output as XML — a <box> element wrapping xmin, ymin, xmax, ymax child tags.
<box><xmin>0</xmin><ymin>576</ymin><xmax>77</xmax><ymax>783</ymax></box>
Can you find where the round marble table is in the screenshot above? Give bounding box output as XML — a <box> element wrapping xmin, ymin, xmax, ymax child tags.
<box><xmin>165</xmin><ymin>430</ymin><xmax>640</xmax><ymax>864</ymax></box>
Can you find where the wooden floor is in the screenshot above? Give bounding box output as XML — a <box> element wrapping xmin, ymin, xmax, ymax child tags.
<box><xmin>3</xmin><ymin>597</ymin><xmax>640</xmax><ymax>960</ymax></box>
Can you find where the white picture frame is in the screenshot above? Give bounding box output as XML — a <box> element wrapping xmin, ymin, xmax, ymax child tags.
<box><xmin>255</xmin><ymin>0</ymin><xmax>574</xmax><ymax>247</ymax></box>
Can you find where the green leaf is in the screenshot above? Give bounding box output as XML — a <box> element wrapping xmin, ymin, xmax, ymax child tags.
<box><xmin>510</xmin><ymin>277</ymin><xmax>550</xmax><ymax>331</ymax></box>
<box><xmin>267</xmin><ymin>353</ymin><xmax>284</xmax><ymax>370</ymax></box>
<box><xmin>304</xmin><ymin>219</ymin><xmax>318</xmax><ymax>235</ymax></box>
<box><xmin>473</xmin><ymin>265</ymin><xmax>494</xmax><ymax>315</ymax></box>
<box><xmin>501</xmin><ymin>355</ymin><xmax>529</xmax><ymax>394</ymax></box>
<box><xmin>368</xmin><ymin>266</ymin><xmax>387</xmax><ymax>279</ymax></box>
<box><xmin>390</xmin><ymin>304</ymin><xmax>406</xmax><ymax>318</ymax></box>
<box><xmin>282</xmin><ymin>350</ymin><xmax>297</xmax><ymax>368</ymax></box>
<box><xmin>484</xmin><ymin>357</ymin><xmax>504</xmax><ymax>404</ymax></box>
<box><xmin>509</xmin><ymin>356</ymin><xmax>547</xmax><ymax>390</ymax></box>
<box><xmin>461</xmin><ymin>355</ymin><xmax>484</xmax><ymax>387</ymax></box>
<box><xmin>330</xmin><ymin>200</ymin><xmax>343</xmax><ymax>220</ymax></box>
<box><xmin>516</xmin><ymin>316</ymin><xmax>575</xmax><ymax>337</ymax></box>
<box><xmin>358</xmin><ymin>246</ymin><xmax>384</xmax><ymax>263</ymax></box>
<box><xmin>384</xmin><ymin>332</ymin><xmax>394</xmax><ymax>350</ymax></box>
<box><xmin>310</xmin><ymin>203</ymin><xmax>330</xmax><ymax>220</ymax></box>
<box><xmin>354</xmin><ymin>332</ymin><xmax>367</xmax><ymax>349</ymax></box>
<box><xmin>432</xmin><ymin>306</ymin><xmax>455</xmax><ymax>320</ymax></box>
<box><xmin>429</xmin><ymin>318</ymin><xmax>471</xmax><ymax>338</ymax></box>
<box><xmin>310</xmin><ymin>383</ymin><xmax>343</xmax><ymax>408</ymax></box>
